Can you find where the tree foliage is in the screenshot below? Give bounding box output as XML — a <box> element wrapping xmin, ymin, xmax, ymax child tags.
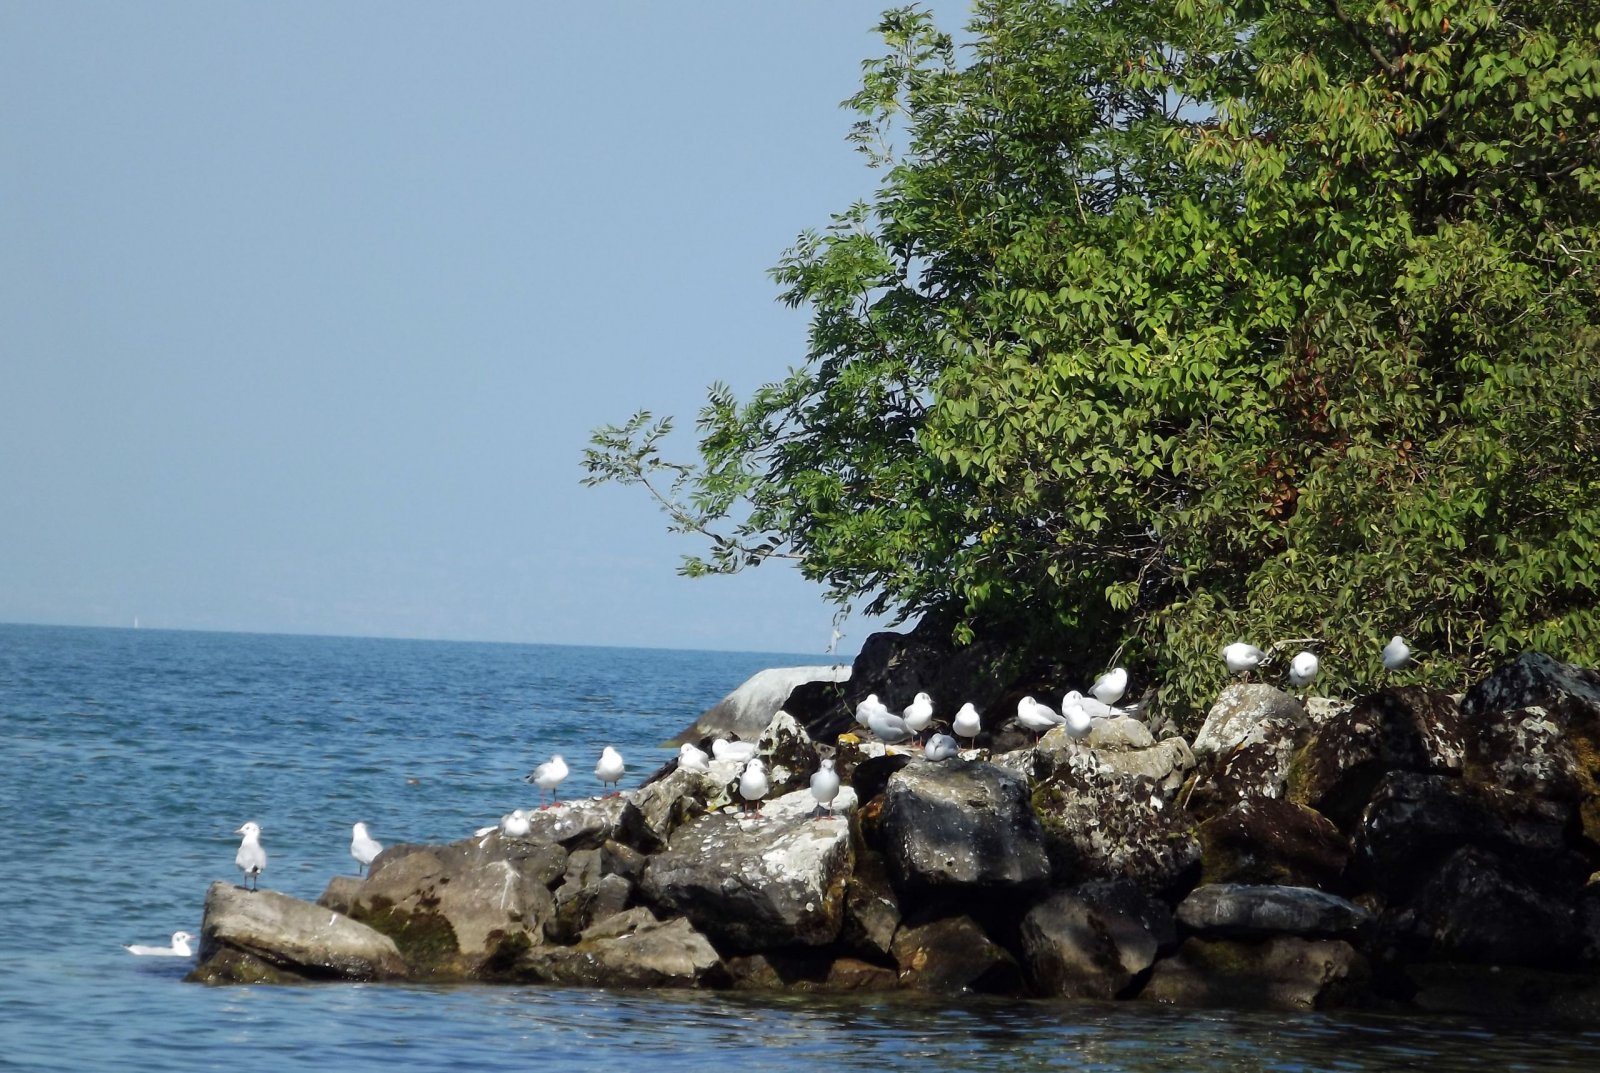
<box><xmin>584</xmin><ymin>0</ymin><xmax>1600</xmax><ymax>720</ymax></box>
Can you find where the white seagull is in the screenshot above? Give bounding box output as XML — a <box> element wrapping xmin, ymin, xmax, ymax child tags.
<box><xmin>1063</xmin><ymin>689</ymin><xmax>1121</xmax><ymax>721</ymax></box>
<box><xmin>234</xmin><ymin>822</ymin><xmax>266</xmax><ymax>892</ymax></box>
<box><xmin>739</xmin><ymin>757</ymin><xmax>770</xmax><ymax>816</ymax></box>
<box><xmin>854</xmin><ymin>693</ymin><xmax>892</xmax><ymax>729</ymax></box>
<box><xmin>1016</xmin><ymin>696</ymin><xmax>1065</xmax><ymax>741</ymax></box>
<box><xmin>1090</xmin><ymin>667</ymin><xmax>1128</xmax><ymax>706</ymax></box>
<box><xmin>867</xmin><ymin>706</ymin><xmax>915</xmax><ymax>746</ymax></box>
<box><xmin>677</xmin><ymin>742</ymin><xmax>712</xmax><ymax>774</ymax></box>
<box><xmin>808</xmin><ymin>758</ymin><xmax>841</xmax><ymax>819</ymax></box>
<box><xmin>526</xmin><ymin>754</ymin><xmax>569</xmax><ymax>807</ymax></box>
<box><xmin>902</xmin><ymin>692</ymin><xmax>935</xmax><ymax>740</ymax></box>
<box><xmin>124</xmin><ymin>931</ymin><xmax>195</xmax><ymax>957</ymax></box>
<box><xmin>924</xmin><ymin>732</ymin><xmax>959</xmax><ymax>761</ymax></box>
<box><xmin>1060</xmin><ymin>695</ymin><xmax>1093</xmax><ymax>738</ymax></box>
<box><xmin>500</xmin><ymin>809</ymin><xmax>531</xmax><ymax>838</ymax></box>
<box><xmin>711</xmin><ymin>737</ymin><xmax>757</xmax><ymax>763</ymax></box>
<box><xmin>1382</xmin><ymin>635</ymin><xmax>1412</xmax><ymax>671</ymax></box>
<box><xmin>1223</xmin><ymin>642</ymin><xmax>1267</xmax><ymax>678</ymax></box>
<box><xmin>952</xmin><ymin>702</ymin><xmax>982</xmax><ymax>745</ymax></box>
<box><xmin>595</xmin><ymin>746</ymin><xmax>625</xmax><ymax>795</ymax></box>
<box><xmin>1288</xmin><ymin>650</ymin><xmax>1320</xmax><ymax>689</ymax></box>
<box><xmin>350</xmin><ymin>822</ymin><xmax>382</xmax><ymax>875</ymax></box>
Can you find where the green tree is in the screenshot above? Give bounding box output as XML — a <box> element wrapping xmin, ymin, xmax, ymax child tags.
<box><xmin>585</xmin><ymin>0</ymin><xmax>1600</xmax><ymax>722</ymax></box>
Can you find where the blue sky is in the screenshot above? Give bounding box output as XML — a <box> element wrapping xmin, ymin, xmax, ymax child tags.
<box><xmin>0</xmin><ymin>2</ymin><xmax>971</xmax><ymax>655</ymax></box>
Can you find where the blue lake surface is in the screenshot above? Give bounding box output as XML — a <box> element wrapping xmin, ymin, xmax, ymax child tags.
<box><xmin>1</xmin><ymin>622</ymin><xmax>1597</xmax><ymax>1071</ymax></box>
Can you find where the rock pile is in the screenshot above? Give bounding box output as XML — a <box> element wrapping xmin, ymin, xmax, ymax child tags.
<box><xmin>187</xmin><ymin>652</ymin><xmax>1600</xmax><ymax>1019</ymax></box>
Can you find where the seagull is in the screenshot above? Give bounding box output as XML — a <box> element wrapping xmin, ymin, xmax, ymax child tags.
<box><xmin>1382</xmin><ymin>635</ymin><xmax>1412</xmax><ymax>671</ymax></box>
<box><xmin>855</xmin><ymin>693</ymin><xmax>892</xmax><ymax>729</ymax></box>
<box><xmin>350</xmin><ymin>822</ymin><xmax>382</xmax><ymax>875</ymax></box>
<box><xmin>1063</xmin><ymin>689</ymin><xmax>1121</xmax><ymax>721</ymax></box>
<box><xmin>1288</xmin><ymin>650</ymin><xmax>1320</xmax><ymax>689</ymax></box>
<box><xmin>526</xmin><ymin>754</ymin><xmax>569</xmax><ymax>807</ymax></box>
<box><xmin>952</xmin><ymin>702</ymin><xmax>982</xmax><ymax>746</ymax></box>
<box><xmin>500</xmin><ymin>808</ymin><xmax>531</xmax><ymax>838</ymax></box>
<box><xmin>677</xmin><ymin>742</ymin><xmax>711</xmax><ymax>774</ymax></box>
<box><xmin>808</xmin><ymin>758</ymin><xmax>840</xmax><ymax>819</ymax></box>
<box><xmin>924</xmin><ymin>732</ymin><xmax>959</xmax><ymax>761</ymax></box>
<box><xmin>234</xmin><ymin>822</ymin><xmax>266</xmax><ymax>892</ymax></box>
<box><xmin>1061</xmin><ymin>695</ymin><xmax>1093</xmax><ymax>738</ymax></box>
<box><xmin>902</xmin><ymin>692</ymin><xmax>935</xmax><ymax>741</ymax></box>
<box><xmin>867</xmin><ymin>706</ymin><xmax>915</xmax><ymax>746</ymax></box>
<box><xmin>739</xmin><ymin>757</ymin><xmax>770</xmax><ymax>816</ymax></box>
<box><xmin>1090</xmin><ymin>667</ymin><xmax>1128</xmax><ymax>706</ymax></box>
<box><xmin>1223</xmin><ymin>642</ymin><xmax>1266</xmax><ymax>679</ymax></box>
<box><xmin>1016</xmin><ymin>696</ymin><xmax>1065</xmax><ymax>742</ymax></box>
<box><xmin>711</xmin><ymin>737</ymin><xmax>757</xmax><ymax>763</ymax></box>
<box><xmin>124</xmin><ymin>931</ymin><xmax>195</xmax><ymax>957</ymax></box>
<box><xmin>595</xmin><ymin>746</ymin><xmax>625</xmax><ymax>795</ymax></box>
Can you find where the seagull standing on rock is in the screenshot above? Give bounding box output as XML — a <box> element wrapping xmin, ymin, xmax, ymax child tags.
<box><xmin>1017</xmin><ymin>697</ymin><xmax>1065</xmax><ymax>742</ymax></box>
<box><xmin>1060</xmin><ymin>695</ymin><xmax>1093</xmax><ymax>739</ymax></box>
<box><xmin>867</xmin><ymin>707</ymin><xmax>914</xmax><ymax>748</ymax></box>
<box><xmin>902</xmin><ymin>692</ymin><xmax>934</xmax><ymax>742</ymax></box>
<box><xmin>350</xmin><ymin>822</ymin><xmax>382</xmax><ymax>875</ymax></box>
<box><xmin>739</xmin><ymin>757</ymin><xmax>770</xmax><ymax>816</ymax></box>
<box><xmin>1382</xmin><ymin>635</ymin><xmax>1412</xmax><ymax>671</ymax></box>
<box><xmin>1091</xmin><ymin>667</ymin><xmax>1128</xmax><ymax>706</ymax></box>
<box><xmin>1064</xmin><ymin>689</ymin><xmax>1121</xmax><ymax>721</ymax></box>
<box><xmin>234</xmin><ymin>821</ymin><xmax>266</xmax><ymax>892</ymax></box>
<box><xmin>1223</xmin><ymin>642</ymin><xmax>1267</xmax><ymax>680</ymax></box>
<box><xmin>595</xmin><ymin>747</ymin><xmax>625</xmax><ymax>796</ymax></box>
<box><xmin>855</xmin><ymin>694</ymin><xmax>892</xmax><ymax>730</ymax></box>
<box><xmin>677</xmin><ymin>742</ymin><xmax>711</xmax><ymax>774</ymax></box>
<box><xmin>808</xmin><ymin>758</ymin><xmax>840</xmax><ymax>819</ymax></box>
<box><xmin>952</xmin><ymin>702</ymin><xmax>982</xmax><ymax>746</ymax></box>
<box><xmin>526</xmin><ymin>754</ymin><xmax>569</xmax><ymax>807</ymax></box>
<box><xmin>1288</xmin><ymin>650</ymin><xmax>1320</xmax><ymax>690</ymax></box>
<box><xmin>124</xmin><ymin>931</ymin><xmax>195</xmax><ymax>957</ymax></box>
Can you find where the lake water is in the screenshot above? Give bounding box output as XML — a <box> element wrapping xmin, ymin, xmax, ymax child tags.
<box><xmin>1</xmin><ymin>622</ymin><xmax>1596</xmax><ymax>1071</ymax></box>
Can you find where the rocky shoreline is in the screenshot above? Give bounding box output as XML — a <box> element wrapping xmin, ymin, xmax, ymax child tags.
<box><xmin>187</xmin><ymin>650</ymin><xmax>1600</xmax><ymax>1020</ymax></box>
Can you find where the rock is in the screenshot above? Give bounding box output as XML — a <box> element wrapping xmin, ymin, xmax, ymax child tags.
<box><xmin>665</xmin><ymin>664</ymin><xmax>851</xmax><ymax>746</ymax></box>
<box><xmin>1467</xmin><ymin>706</ymin><xmax>1588</xmax><ymax>802</ymax></box>
<box><xmin>1461</xmin><ymin>651</ymin><xmax>1600</xmax><ymax>725</ymax></box>
<box><xmin>1042</xmin><ymin>719</ymin><xmax>1195</xmax><ymax>798</ymax></box>
<box><xmin>878</xmin><ymin>758</ymin><xmax>1050</xmax><ymax>895</ymax></box>
<box><xmin>523</xmin><ymin>795</ymin><xmax>628</xmax><ymax>849</ymax></box>
<box><xmin>1197</xmin><ymin>798</ymin><xmax>1350</xmax><ymax>889</ymax></box>
<box><xmin>755</xmin><ymin>710</ymin><xmax>821</xmax><ymax>796</ymax></box>
<box><xmin>1186</xmin><ymin>712</ymin><xmax>1305</xmax><ymax>816</ymax></box>
<box><xmin>891</xmin><ymin>914</ymin><xmax>1022</xmax><ymax>993</ymax></box>
<box><xmin>190</xmin><ymin>881</ymin><xmax>407</xmax><ymax>984</ymax></box>
<box><xmin>545</xmin><ymin>872</ymin><xmax>632</xmax><ymax>945</ymax></box>
<box><xmin>1177</xmin><ymin>883</ymin><xmax>1371</xmax><ymax>939</ymax></box>
<box><xmin>1380</xmin><ymin>845</ymin><xmax>1584</xmax><ymax>967</ymax></box>
<box><xmin>725</xmin><ymin>952</ymin><xmax>899</xmax><ymax>992</ymax></box>
<box><xmin>1288</xmin><ymin>688</ymin><xmax>1465</xmax><ymax>827</ymax></box>
<box><xmin>841</xmin><ymin>849</ymin><xmax>901</xmax><ymax>961</ymax></box>
<box><xmin>324</xmin><ymin>831</ymin><xmax>565</xmax><ymax>977</ymax></box>
<box><xmin>1141</xmin><ymin>936</ymin><xmax>1368</xmax><ymax>1011</ymax></box>
<box><xmin>1192</xmin><ymin>685</ymin><xmax>1307</xmax><ymax>758</ymax></box>
<box><xmin>1088</xmin><ymin>716</ymin><xmax>1156</xmax><ymax>751</ymax></box>
<box><xmin>515</xmin><ymin>914</ymin><xmax>723</xmax><ymax>988</ymax></box>
<box><xmin>640</xmin><ymin>786</ymin><xmax>856</xmax><ymax>950</ymax></box>
<box><xmin>1020</xmin><ymin>880</ymin><xmax>1174</xmax><ymax>998</ymax></box>
<box><xmin>616</xmin><ymin>767</ymin><xmax>709</xmax><ymax>853</ymax></box>
<box><xmin>1405</xmin><ymin>962</ymin><xmax>1600</xmax><ymax>1020</ymax></box>
<box><xmin>1031</xmin><ymin>750</ymin><xmax>1201</xmax><ymax>893</ymax></box>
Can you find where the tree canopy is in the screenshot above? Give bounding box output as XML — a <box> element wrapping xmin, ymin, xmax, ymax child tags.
<box><xmin>584</xmin><ymin>0</ymin><xmax>1600</xmax><ymax>719</ymax></box>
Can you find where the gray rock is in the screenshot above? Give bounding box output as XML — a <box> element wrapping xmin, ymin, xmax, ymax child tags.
<box><xmin>1141</xmin><ymin>936</ymin><xmax>1368</xmax><ymax>1011</ymax></box>
<box><xmin>1021</xmin><ymin>881</ymin><xmax>1174</xmax><ymax>998</ymax></box>
<box><xmin>891</xmin><ymin>914</ymin><xmax>1022</xmax><ymax>993</ymax></box>
<box><xmin>515</xmin><ymin>914</ymin><xmax>723</xmax><ymax>988</ymax></box>
<box><xmin>616</xmin><ymin>767</ymin><xmax>710</xmax><ymax>853</ymax></box>
<box><xmin>545</xmin><ymin>872</ymin><xmax>632</xmax><ymax>945</ymax></box>
<box><xmin>665</xmin><ymin>665</ymin><xmax>851</xmax><ymax>746</ymax></box>
<box><xmin>879</xmin><ymin>758</ymin><xmax>1051</xmax><ymax>895</ymax></box>
<box><xmin>755</xmin><ymin>710</ymin><xmax>821</xmax><ymax>796</ymax></box>
<box><xmin>523</xmin><ymin>795</ymin><xmax>628</xmax><ymax>849</ymax></box>
<box><xmin>1187</xmin><ymin>713</ymin><xmax>1304</xmax><ymax>815</ymax></box>
<box><xmin>1197</xmin><ymin>797</ymin><xmax>1351</xmax><ymax>889</ymax></box>
<box><xmin>1192</xmin><ymin>685</ymin><xmax>1307</xmax><ymax>758</ymax></box>
<box><xmin>841</xmin><ymin>850</ymin><xmax>901</xmax><ymax>961</ymax></box>
<box><xmin>191</xmin><ymin>881</ymin><xmax>406</xmax><ymax>984</ymax></box>
<box><xmin>640</xmin><ymin>786</ymin><xmax>856</xmax><ymax>950</ymax></box>
<box><xmin>1177</xmin><ymin>883</ymin><xmax>1371</xmax><ymax>938</ymax></box>
<box><xmin>725</xmin><ymin>952</ymin><xmax>900</xmax><ymax>993</ymax></box>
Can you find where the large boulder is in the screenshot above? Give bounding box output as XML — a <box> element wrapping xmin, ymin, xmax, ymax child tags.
<box><xmin>1141</xmin><ymin>936</ymin><xmax>1368</xmax><ymax>1011</ymax></box>
<box><xmin>840</xmin><ymin>849</ymin><xmax>901</xmax><ymax>961</ymax></box>
<box><xmin>322</xmin><ymin>830</ymin><xmax>566</xmax><ymax>977</ymax></box>
<box><xmin>1177</xmin><ymin>883</ymin><xmax>1371</xmax><ymax>939</ymax></box>
<box><xmin>665</xmin><ymin>665</ymin><xmax>851</xmax><ymax>746</ymax></box>
<box><xmin>615</xmin><ymin>767</ymin><xmax>711</xmax><ymax>854</ymax></box>
<box><xmin>755</xmin><ymin>710</ymin><xmax>821</xmax><ymax>796</ymax></box>
<box><xmin>1192</xmin><ymin>685</ymin><xmax>1307</xmax><ymax>758</ymax></box>
<box><xmin>1020</xmin><ymin>880</ymin><xmax>1175</xmax><ymax>999</ymax></box>
<box><xmin>523</xmin><ymin>795</ymin><xmax>629</xmax><ymax>849</ymax></box>
<box><xmin>515</xmin><ymin>909</ymin><xmax>723</xmax><ymax>988</ymax></box>
<box><xmin>1186</xmin><ymin>711</ymin><xmax>1305</xmax><ymax>816</ymax></box>
<box><xmin>877</xmin><ymin>758</ymin><xmax>1051</xmax><ymax>896</ymax></box>
<box><xmin>1197</xmin><ymin>797</ymin><xmax>1351</xmax><ymax>889</ymax></box>
<box><xmin>640</xmin><ymin>786</ymin><xmax>857</xmax><ymax>950</ymax></box>
<box><xmin>190</xmin><ymin>881</ymin><xmax>407</xmax><ymax>984</ymax></box>
<box><xmin>891</xmin><ymin>914</ymin><xmax>1022</xmax><ymax>993</ymax></box>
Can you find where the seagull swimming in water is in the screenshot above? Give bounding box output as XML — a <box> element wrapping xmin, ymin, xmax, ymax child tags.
<box><xmin>526</xmin><ymin>754</ymin><xmax>569</xmax><ymax>807</ymax></box>
<box><xmin>124</xmin><ymin>931</ymin><xmax>195</xmax><ymax>957</ymax></box>
<box><xmin>739</xmin><ymin>757</ymin><xmax>770</xmax><ymax>816</ymax></box>
<box><xmin>1382</xmin><ymin>635</ymin><xmax>1412</xmax><ymax>671</ymax></box>
<box><xmin>677</xmin><ymin>742</ymin><xmax>711</xmax><ymax>774</ymax></box>
<box><xmin>952</xmin><ymin>702</ymin><xmax>982</xmax><ymax>746</ymax></box>
<box><xmin>595</xmin><ymin>746</ymin><xmax>625</xmax><ymax>795</ymax></box>
<box><xmin>924</xmin><ymin>732</ymin><xmax>959</xmax><ymax>761</ymax></box>
<box><xmin>1223</xmin><ymin>642</ymin><xmax>1267</xmax><ymax>679</ymax></box>
<box><xmin>350</xmin><ymin>822</ymin><xmax>382</xmax><ymax>875</ymax></box>
<box><xmin>1288</xmin><ymin>650</ymin><xmax>1320</xmax><ymax>689</ymax></box>
<box><xmin>234</xmin><ymin>822</ymin><xmax>266</xmax><ymax>892</ymax></box>
<box><xmin>1090</xmin><ymin>667</ymin><xmax>1128</xmax><ymax>706</ymax></box>
<box><xmin>808</xmin><ymin>758</ymin><xmax>840</xmax><ymax>819</ymax></box>
<box><xmin>711</xmin><ymin>737</ymin><xmax>757</xmax><ymax>763</ymax></box>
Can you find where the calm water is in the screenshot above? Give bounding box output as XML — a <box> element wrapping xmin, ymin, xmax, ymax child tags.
<box><xmin>0</xmin><ymin>623</ymin><xmax>1595</xmax><ymax>1071</ymax></box>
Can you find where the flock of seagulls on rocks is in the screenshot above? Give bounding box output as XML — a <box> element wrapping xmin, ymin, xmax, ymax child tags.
<box><xmin>133</xmin><ymin>632</ymin><xmax>1418</xmax><ymax>956</ymax></box>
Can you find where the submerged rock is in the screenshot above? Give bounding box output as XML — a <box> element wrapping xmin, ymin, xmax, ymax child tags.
<box><xmin>1141</xmin><ymin>936</ymin><xmax>1368</xmax><ymax>1011</ymax></box>
<box><xmin>190</xmin><ymin>881</ymin><xmax>406</xmax><ymax>984</ymax></box>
